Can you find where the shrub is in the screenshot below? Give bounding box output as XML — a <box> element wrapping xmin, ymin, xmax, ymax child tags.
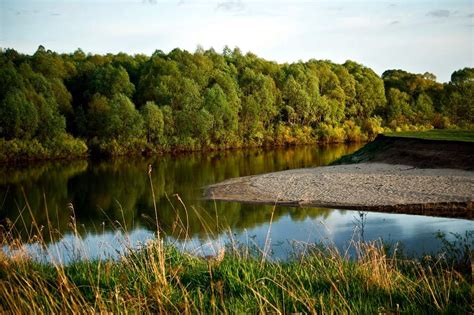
<box><xmin>43</xmin><ymin>134</ymin><xmax>88</xmax><ymax>158</ymax></box>
<box><xmin>0</xmin><ymin>136</ymin><xmax>87</xmax><ymax>162</ymax></box>
<box><xmin>432</xmin><ymin>114</ymin><xmax>451</xmax><ymax>129</ymax></box>
<box><xmin>293</xmin><ymin>126</ymin><xmax>313</xmax><ymax>144</ymax></box>
<box><xmin>362</xmin><ymin>117</ymin><xmax>384</xmax><ymax>139</ymax></box>
<box><xmin>342</xmin><ymin>120</ymin><xmax>363</xmax><ymax>142</ymax></box>
<box><xmin>316</xmin><ymin>123</ymin><xmax>345</xmax><ymax>143</ymax></box>
<box><xmin>274</xmin><ymin>124</ymin><xmax>295</xmax><ymax>146</ymax></box>
<box><xmin>0</xmin><ymin>138</ymin><xmax>46</xmax><ymax>161</ymax></box>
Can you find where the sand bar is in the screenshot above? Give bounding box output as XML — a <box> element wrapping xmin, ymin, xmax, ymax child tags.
<box><xmin>204</xmin><ymin>163</ymin><xmax>474</xmax><ymax>219</ymax></box>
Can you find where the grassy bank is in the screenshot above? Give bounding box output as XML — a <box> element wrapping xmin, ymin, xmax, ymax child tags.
<box><xmin>333</xmin><ymin>130</ymin><xmax>474</xmax><ymax>170</ymax></box>
<box><xmin>0</xmin><ymin>235</ymin><xmax>472</xmax><ymax>313</ymax></box>
<box><xmin>385</xmin><ymin>129</ymin><xmax>474</xmax><ymax>142</ymax></box>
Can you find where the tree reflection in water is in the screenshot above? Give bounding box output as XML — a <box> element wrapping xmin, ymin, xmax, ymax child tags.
<box><xmin>2</xmin><ymin>143</ymin><xmax>472</xmax><ymax>262</ymax></box>
<box><xmin>0</xmin><ymin>144</ymin><xmax>361</xmax><ymax>242</ymax></box>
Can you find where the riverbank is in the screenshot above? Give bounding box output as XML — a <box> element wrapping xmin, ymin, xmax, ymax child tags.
<box><xmin>204</xmin><ymin>134</ymin><xmax>474</xmax><ymax>219</ymax></box>
<box><xmin>334</xmin><ymin>134</ymin><xmax>474</xmax><ymax>170</ymax></box>
<box><xmin>0</xmin><ymin>237</ymin><xmax>471</xmax><ymax>313</ymax></box>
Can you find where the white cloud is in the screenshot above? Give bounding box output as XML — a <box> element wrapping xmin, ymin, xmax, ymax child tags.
<box><xmin>427</xmin><ymin>9</ymin><xmax>450</xmax><ymax>18</ymax></box>
<box><xmin>216</xmin><ymin>0</ymin><xmax>245</xmax><ymax>12</ymax></box>
<box><xmin>1</xmin><ymin>0</ymin><xmax>472</xmax><ymax>81</ymax></box>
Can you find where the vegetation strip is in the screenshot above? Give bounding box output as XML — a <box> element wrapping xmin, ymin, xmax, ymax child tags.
<box><xmin>0</xmin><ymin>237</ymin><xmax>472</xmax><ymax>313</ymax></box>
<box><xmin>1</xmin><ymin>48</ymin><xmax>472</xmax><ymax>162</ymax></box>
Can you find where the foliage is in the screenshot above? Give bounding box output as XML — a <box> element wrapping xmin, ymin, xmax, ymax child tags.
<box><xmin>141</xmin><ymin>101</ymin><xmax>164</xmax><ymax>145</ymax></box>
<box><xmin>0</xmin><ymin>136</ymin><xmax>87</xmax><ymax>162</ymax></box>
<box><xmin>0</xmin><ymin>47</ymin><xmax>472</xmax><ymax>160</ymax></box>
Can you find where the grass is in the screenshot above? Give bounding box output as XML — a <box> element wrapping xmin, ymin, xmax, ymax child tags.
<box><xmin>384</xmin><ymin>129</ymin><xmax>474</xmax><ymax>142</ymax></box>
<box><xmin>0</xmin><ymin>236</ymin><xmax>472</xmax><ymax>313</ymax></box>
<box><xmin>0</xmin><ymin>165</ymin><xmax>472</xmax><ymax>313</ymax></box>
<box><xmin>331</xmin><ymin>135</ymin><xmax>392</xmax><ymax>165</ymax></box>
<box><xmin>333</xmin><ymin>128</ymin><xmax>474</xmax><ymax>166</ymax></box>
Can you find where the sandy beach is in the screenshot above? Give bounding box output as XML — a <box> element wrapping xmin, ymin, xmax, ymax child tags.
<box><xmin>204</xmin><ymin>163</ymin><xmax>474</xmax><ymax>218</ymax></box>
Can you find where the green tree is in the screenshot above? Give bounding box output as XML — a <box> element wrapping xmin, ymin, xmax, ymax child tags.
<box><xmin>86</xmin><ymin>94</ymin><xmax>113</xmax><ymax>138</ymax></box>
<box><xmin>86</xmin><ymin>93</ymin><xmax>143</xmax><ymax>141</ymax></box>
<box><xmin>88</xmin><ymin>64</ymin><xmax>135</xmax><ymax>99</ymax></box>
<box><xmin>239</xmin><ymin>68</ymin><xmax>278</xmax><ymax>141</ymax></box>
<box><xmin>0</xmin><ymin>90</ymin><xmax>38</xmax><ymax>139</ymax></box>
<box><xmin>0</xmin><ymin>62</ymin><xmax>25</xmax><ymax>99</ymax></box>
<box><xmin>386</xmin><ymin>88</ymin><xmax>412</xmax><ymax>123</ymax></box>
<box><xmin>414</xmin><ymin>93</ymin><xmax>434</xmax><ymax>123</ymax></box>
<box><xmin>141</xmin><ymin>101</ymin><xmax>164</xmax><ymax>144</ymax></box>
<box><xmin>282</xmin><ymin>75</ymin><xmax>312</xmax><ymax>125</ymax></box>
<box><xmin>15</xmin><ymin>62</ymin><xmax>66</xmax><ymax>140</ymax></box>
<box><xmin>203</xmin><ymin>84</ymin><xmax>238</xmax><ymax>143</ymax></box>
<box><xmin>450</xmin><ymin>68</ymin><xmax>474</xmax><ymax>85</ymax></box>
<box><xmin>161</xmin><ymin>105</ymin><xmax>175</xmax><ymax>140</ymax></box>
<box><xmin>345</xmin><ymin>61</ymin><xmax>386</xmax><ymax>118</ymax></box>
<box><xmin>444</xmin><ymin>68</ymin><xmax>474</xmax><ymax>125</ymax></box>
<box><xmin>109</xmin><ymin>94</ymin><xmax>144</xmax><ymax>140</ymax></box>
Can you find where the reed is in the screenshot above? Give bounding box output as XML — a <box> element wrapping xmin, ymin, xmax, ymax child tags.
<box><xmin>1</xmin><ymin>224</ymin><xmax>472</xmax><ymax>313</ymax></box>
<box><xmin>0</xmin><ymin>176</ymin><xmax>471</xmax><ymax>313</ymax></box>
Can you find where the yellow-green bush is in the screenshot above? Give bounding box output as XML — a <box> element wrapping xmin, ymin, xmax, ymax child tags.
<box><xmin>362</xmin><ymin>117</ymin><xmax>384</xmax><ymax>140</ymax></box>
<box><xmin>0</xmin><ymin>135</ymin><xmax>87</xmax><ymax>162</ymax></box>
<box><xmin>316</xmin><ymin>123</ymin><xmax>346</xmax><ymax>143</ymax></box>
<box><xmin>342</xmin><ymin>120</ymin><xmax>364</xmax><ymax>142</ymax></box>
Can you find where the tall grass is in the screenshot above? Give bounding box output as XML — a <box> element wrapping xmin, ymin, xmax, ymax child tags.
<box><xmin>1</xmin><ymin>236</ymin><xmax>471</xmax><ymax>313</ymax></box>
<box><xmin>0</xmin><ymin>169</ymin><xmax>471</xmax><ymax>313</ymax></box>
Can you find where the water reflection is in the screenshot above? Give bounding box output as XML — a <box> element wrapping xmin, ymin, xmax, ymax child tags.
<box><xmin>3</xmin><ymin>209</ymin><xmax>472</xmax><ymax>264</ymax></box>
<box><xmin>0</xmin><ymin>143</ymin><xmax>472</xmax><ymax>262</ymax></box>
<box><xmin>0</xmin><ymin>144</ymin><xmax>361</xmax><ymax>241</ymax></box>
<box><xmin>3</xmin><ymin>229</ymin><xmax>155</xmax><ymax>264</ymax></box>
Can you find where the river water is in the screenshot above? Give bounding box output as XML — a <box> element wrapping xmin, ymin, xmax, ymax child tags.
<box><xmin>1</xmin><ymin>144</ymin><xmax>472</xmax><ymax>263</ymax></box>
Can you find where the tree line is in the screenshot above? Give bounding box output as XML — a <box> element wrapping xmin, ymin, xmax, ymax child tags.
<box><xmin>0</xmin><ymin>46</ymin><xmax>472</xmax><ymax>161</ymax></box>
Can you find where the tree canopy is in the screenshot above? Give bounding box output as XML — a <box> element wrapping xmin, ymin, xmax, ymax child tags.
<box><xmin>0</xmin><ymin>46</ymin><xmax>472</xmax><ymax>160</ymax></box>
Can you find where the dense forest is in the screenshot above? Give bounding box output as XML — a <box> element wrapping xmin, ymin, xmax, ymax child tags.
<box><xmin>0</xmin><ymin>46</ymin><xmax>472</xmax><ymax>161</ymax></box>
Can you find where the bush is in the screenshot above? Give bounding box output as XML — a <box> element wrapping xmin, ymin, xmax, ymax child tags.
<box><xmin>362</xmin><ymin>117</ymin><xmax>384</xmax><ymax>140</ymax></box>
<box><xmin>274</xmin><ymin>124</ymin><xmax>296</xmax><ymax>146</ymax></box>
<box><xmin>0</xmin><ymin>138</ymin><xmax>46</xmax><ymax>161</ymax></box>
<box><xmin>316</xmin><ymin>123</ymin><xmax>345</xmax><ymax>143</ymax></box>
<box><xmin>88</xmin><ymin>137</ymin><xmax>146</xmax><ymax>156</ymax></box>
<box><xmin>432</xmin><ymin>113</ymin><xmax>451</xmax><ymax>129</ymax></box>
<box><xmin>43</xmin><ymin>134</ymin><xmax>88</xmax><ymax>158</ymax></box>
<box><xmin>293</xmin><ymin>126</ymin><xmax>313</xmax><ymax>144</ymax></box>
<box><xmin>0</xmin><ymin>135</ymin><xmax>87</xmax><ymax>162</ymax></box>
<box><xmin>342</xmin><ymin>120</ymin><xmax>363</xmax><ymax>142</ymax></box>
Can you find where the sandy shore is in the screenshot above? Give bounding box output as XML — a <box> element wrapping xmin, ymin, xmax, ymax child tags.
<box><xmin>204</xmin><ymin>163</ymin><xmax>474</xmax><ymax>219</ymax></box>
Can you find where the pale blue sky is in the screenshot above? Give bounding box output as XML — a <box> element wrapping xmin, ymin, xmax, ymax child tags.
<box><xmin>1</xmin><ymin>0</ymin><xmax>473</xmax><ymax>82</ymax></box>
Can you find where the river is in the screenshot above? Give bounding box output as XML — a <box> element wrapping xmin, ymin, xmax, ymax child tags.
<box><xmin>1</xmin><ymin>144</ymin><xmax>472</xmax><ymax>263</ymax></box>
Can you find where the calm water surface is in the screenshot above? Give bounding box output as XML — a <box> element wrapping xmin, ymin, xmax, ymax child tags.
<box><xmin>1</xmin><ymin>144</ymin><xmax>472</xmax><ymax>263</ymax></box>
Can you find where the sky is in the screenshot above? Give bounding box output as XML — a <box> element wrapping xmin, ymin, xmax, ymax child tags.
<box><xmin>0</xmin><ymin>0</ymin><xmax>473</xmax><ymax>82</ymax></box>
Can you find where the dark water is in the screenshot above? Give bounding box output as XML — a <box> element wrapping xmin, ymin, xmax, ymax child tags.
<box><xmin>1</xmin><ymin>144</ymin><xmax>472</xmax><ymax>263</ymax></box>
